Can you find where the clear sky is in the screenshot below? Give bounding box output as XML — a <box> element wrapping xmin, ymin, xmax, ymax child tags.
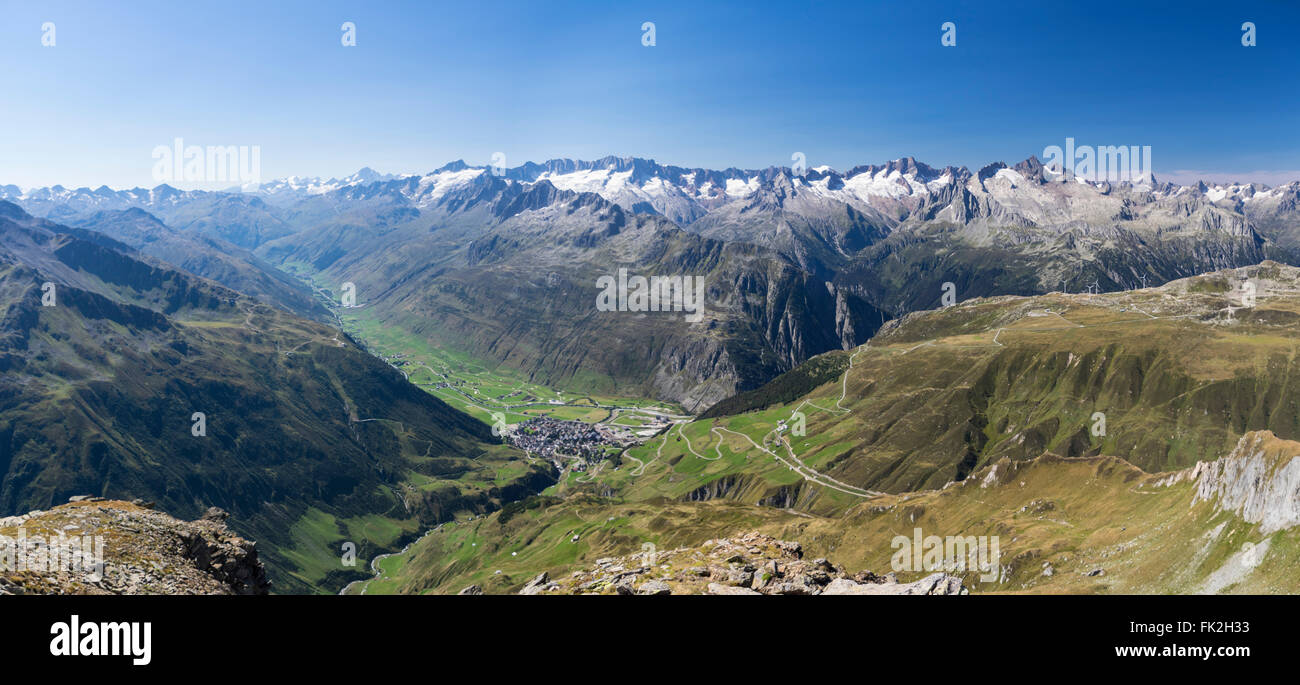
<box><xmin>2</xmin><ymin>0</ymin><xmax>1298</xmax><ymax>189</ymax></box>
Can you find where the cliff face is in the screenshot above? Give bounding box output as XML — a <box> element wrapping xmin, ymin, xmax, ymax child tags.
<box><xmin>0</xmin><ymin>499</ymin><xmax>270</xmax><ymax>595</ymax></box>
<box><xmin>1193</xmin><ymin>431</ymin><xmax>1300</xmax><ymax>534</ymax></box>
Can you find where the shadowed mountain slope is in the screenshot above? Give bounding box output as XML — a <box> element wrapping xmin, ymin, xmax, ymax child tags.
<box><xmin>0</xmin><ymin>202</ymin><xmax>550</xmax><ymax>592</ymax></box>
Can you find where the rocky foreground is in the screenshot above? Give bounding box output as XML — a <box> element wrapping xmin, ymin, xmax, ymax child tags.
<box><xmin>0</xmin><ymin>498</ymin><xmax>270</xmax><ymax>595</ymax></box>
<box><xmin>489</xmin><ymin>532</ymin><xmax>965</xmax><ymax>596</ymax></box>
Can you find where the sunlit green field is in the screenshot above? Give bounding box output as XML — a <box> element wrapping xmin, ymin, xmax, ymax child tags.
<box><xmin>337</xmin><ymin>307</ymin><xmax>684</xmax><ymax>427</ymax></box>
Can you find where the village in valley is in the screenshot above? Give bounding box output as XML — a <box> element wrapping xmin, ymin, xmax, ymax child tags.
<box><xmin>502</xmin><ymin>417</ymin><xmax>633</xmax><ymax>464</ymax></box>
<box><xmin>360</xmin><ymin>339</ymin><xmax>687</xmax><ymax>479</ymax></box>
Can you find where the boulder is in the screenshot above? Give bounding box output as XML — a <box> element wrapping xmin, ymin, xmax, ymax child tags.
<box><xmin>519</xmin><ymin>572</ymin><xmax>551</xmax><ymax>595</ymax></box>
<box><xmin>200</xmin><ymin>507</ymin><xmax>230</xmax><ymax>523</ymax></box>
<box><xmin>769</xmin><ymin>580</ymin><xmax>815</xmax><ymax>595</ymax></box>
<box><xmin>637</xmin><ymin>580</ymin><xmax>672</xmax><ymax>595</ymax></box>
<box><xmin>707</xmin><ymin>582</ymin><xmax>761</xmax><ymax>596</ymax></box>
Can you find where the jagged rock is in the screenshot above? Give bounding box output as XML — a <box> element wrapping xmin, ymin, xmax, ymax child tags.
<box><xmin>0</xmin><ymin>500</ymin><xmax>269</xmax><ymax>595</ymax></box>
<box><xmin>726</xmin><ymin>569</ymin><xmax>755</xmax><ymax>586</ymax></box>
<box><xmin>915</xmin><ymin>574</ymin><xmax>965</xmax><ymax>595</ymax></box>
<box><xmin>201</xmin><ymin>507</ymin><xmax>230</xmax><ymax>523</ymax></box>
<box><xmin>519</xmin><ymin>572</ymin><xmax>551</xmax><ymax>595</ymax></box>
<box><xmin>822</xmin><ymin>578</ymin><xmax>870</xmax><ymax>595</ymax></box>
<box><xmin>457</xmin><ymin>585</ymin><xmax>483</xmax><ymax>595</ymax></box>
<box><xmin>770</xmin><ymin>581</ymin><xmax>815</xmax><ymax>595</ymax></box>
<box><xmin>637</xmin><ymin>580</ymin><xmax>672</xmax><ymax>595</ymax></box>
<box><xmin>852</xmin><ymin>570</ymin><xmax>881</xmax><ymax>583</ymax></box>
<box><xmin>707</xmin><ymin>583</ymin><xmax>761</xmax><ymax>595</ymax></box>
<box><xmin>1193</xmin><ymin>431</ymin><xmax>1300</xmax><ymax>534</ymax></box>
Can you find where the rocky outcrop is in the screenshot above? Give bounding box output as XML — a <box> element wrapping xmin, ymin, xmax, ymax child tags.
<box><xmin>1193</xmin><ymin>431</ymin><xmax>1300</xmax><ymax>534</ymax></box>
<box><xmin>821</xmin><ymin>573</ymin><xmax>964</xmax><ymax>595</ymax></box>
<box><xmin>0</xmin><ymin>499</ymin><xmax>270</xmax><ymax>595</ymax></box>
<box><xmin>518</xmin><ymin>572</ymin><xmax>554</xmax><ymax>595</ymax></box>
<box><xmin>519</xmin><ymin>531</ymin><xmax>964</xmax><ymax>596</ymax></box>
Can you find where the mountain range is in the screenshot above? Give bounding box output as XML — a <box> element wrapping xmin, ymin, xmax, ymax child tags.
<box><xmin>9</xmin><ymin>155</ymin><xmax>1300</xmax><ymax>595</ymax></box>
<box><xmin>6</xmin><ymin>155</ymin><xmax>1300</xmax><ymax>411</ymax></box>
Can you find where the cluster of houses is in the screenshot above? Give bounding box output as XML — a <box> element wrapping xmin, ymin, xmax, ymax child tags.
<box><xmin>508</xmin><ymin>417</ymin><xmax>629</xmax><ymax>464</ymax></box>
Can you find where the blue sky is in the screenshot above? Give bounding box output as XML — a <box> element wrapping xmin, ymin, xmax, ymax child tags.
<box><xmin>1</xmin><ymin>0</ymin><xmax>1297</xmax><ymax>189</ymax></box>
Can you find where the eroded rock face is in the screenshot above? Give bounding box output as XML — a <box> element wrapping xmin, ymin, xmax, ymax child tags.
<box><xmin>518</xmin><ymin>572</ymin><xmax>556</xmax><ymax>596</ymax></box>
<box><xmin>1194</xmin><ymin>431</ymin><xmax>1300</xmax><ymax>534</ymax></box>
<box><xmin>0</xmin><ymin>499</ymin><xmax>270</xmax><ymax>595</ymax></box>
<box><xmin>519</xmin><ymin>531</ymin><xmax>965</xmax><ymax>596</ymax></box>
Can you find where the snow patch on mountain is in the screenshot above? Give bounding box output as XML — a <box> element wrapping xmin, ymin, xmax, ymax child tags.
<box><xmin>410</xmin><ymin>167</ymin><xmax>486</xmax><ymax>206</ymax></box>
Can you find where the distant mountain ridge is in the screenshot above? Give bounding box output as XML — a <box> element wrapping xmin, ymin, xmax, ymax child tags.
<box><xmin>7</xmin><ymin>155</ymin><xmax>1296</xmax><ymax>226</ymax></box>
<box><xmin>9</xmin><ymin>155</ymin><xmax>1293</xmax><ymax>287</ymax></box>
<box><xmin>7</xmin><ymin>155</ymin><xmax>1300</xmax><ymax>409</ymax></box>
<box><xmin>61</xmin><ymin>207</ymin><xmax>330</xmax><ymax>322</ymax></box>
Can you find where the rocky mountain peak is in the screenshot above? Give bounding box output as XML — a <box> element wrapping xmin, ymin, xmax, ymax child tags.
<box><xmin>433</xmin><ymin>159</ymin><xmax>471</xmax><ymax>174</ymax></box>
<box><xmin>0</xmin><ymin>499</ymin><xmax>270</xmax><ymax>595</ymax></box>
